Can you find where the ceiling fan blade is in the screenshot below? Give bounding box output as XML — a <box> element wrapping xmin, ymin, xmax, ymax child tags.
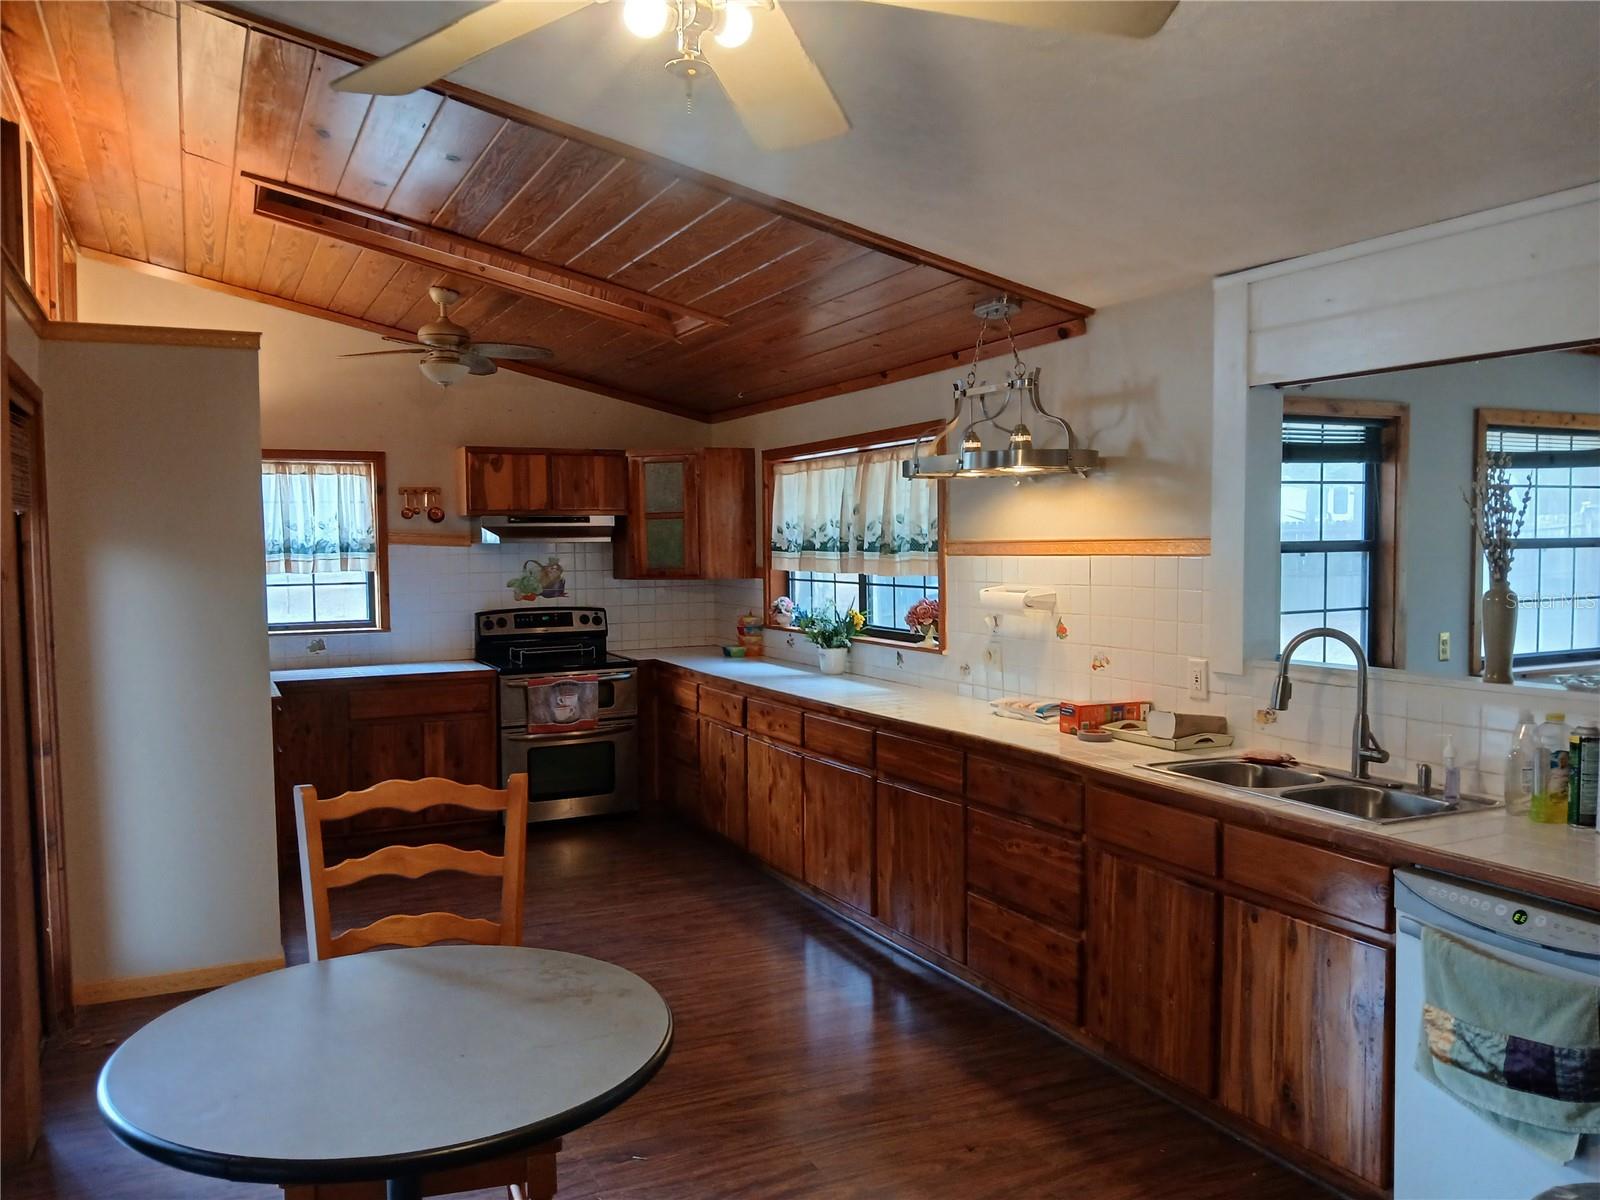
<box><xmin>464</xmin><ymin>353</ymin><xmax>499</xmax><ymax>376</ymax></box>
<box><xmin>703</xmin><ymin>2</ymin><xmax>849</xmax><ymax>151</ymax></box>
<box><xmin>865</xmin><ymin>0</ymin><xmax>1177</xmax><ymax>37</ymax></box>
<box><xmin>338</xmin><ymin>348</ymin><xmax>428</xmax><ymax>358</ymax></box>
<box><xmin>469</xmin><ymin>342</ymin><xmax>555</xmax><ymax>361</ymax></box>
<box><xmin>331</xmin><ymin>0</ymin><xmax>596</xmax><ymax>95</ymax></box>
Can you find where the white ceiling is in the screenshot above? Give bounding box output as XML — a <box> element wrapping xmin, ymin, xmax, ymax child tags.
<box><xmin>238</xmin><ymin>0</ymin><xmax>1600</xmax><ymax>308</ymax></box>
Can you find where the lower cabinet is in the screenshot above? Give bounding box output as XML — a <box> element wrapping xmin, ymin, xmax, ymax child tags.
<box><xmin>1219</xmin><ymin>898</ymin><xmax>1390</xmax><ymax>1187</ymax></box>
<box><xmin>746</xmin><ymin>737</ymin><xmax>804</xmax><ymax>878</ymax></box>
<box><xmin>1084</xmin><ymin>847</ymin><xmax>1219</xmax><ymax>1097</ymax></box>
<box><xmin>967</xmin><ymin>893</ymin><xmax>1082</xmax><ymax>1027</ymax></box>
<box><xmin>696</xmin><ymin>717</ymin><xmax>747</xmax><ymax>846</ymax></box>
<box><xmin>802</xmin><ymin>756</ymin><xmax>875</xmax><ymax>913</ymax></box>
<box><xmin>875</xmin><ymin>781</ymin><xmax>965</xmax><ymax>960</ymax></box>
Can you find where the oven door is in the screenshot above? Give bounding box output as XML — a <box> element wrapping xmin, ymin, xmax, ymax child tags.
<box><xmin>499</xmin><ymin>721</ymin><xmax>638</xmax><ymax>822</ymax></box>
<box><xmin>500</xmin><ymin>670</ymin><xmax>637</xmax><ymax>730</ymax></box>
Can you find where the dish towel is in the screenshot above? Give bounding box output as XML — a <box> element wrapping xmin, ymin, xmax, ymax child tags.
<box><xmin>989</xmin><ymin>698</ymin><xmax>1060</xmax><ymax>723</ymax></box>
<box><xmin>1418</xmin><ymin>926</ymin><xmax>1600</xmax><ymax>1163</ymax></box>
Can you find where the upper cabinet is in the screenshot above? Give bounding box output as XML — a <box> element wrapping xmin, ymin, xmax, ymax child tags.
<box><xmin>615</xmin><ymin>449</ymin><xmax>757</xmax><ymax>581</ymax></box>
<box><xmin>459</xmin><ymin>448</ymin><xmax>627</xmax><ymax>516</ymax></box>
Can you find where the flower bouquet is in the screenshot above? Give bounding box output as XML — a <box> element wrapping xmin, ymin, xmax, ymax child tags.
<box><xmin>793</xmin><ymin>606</ymin><xmax>865</xmax><ymax>675</ymax></box>
<box><xmin>905</xmin><ymin>597</ymin><xmax>940</xmax><ymax>646</ymax></box>
<box><xmin>768</xmin><ymin>595</ymin><xmax>796</xmax><ymax>628</ymax></box>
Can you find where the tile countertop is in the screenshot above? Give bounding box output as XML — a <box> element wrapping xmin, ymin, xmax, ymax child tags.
<box><xmin>641</xmin><ymin>649</ymin><xmax>1600</xmax><ymax>909</ymax></box>
<box><xmin>269</xmin><ymin>660</ymin><xmax>494</xmax><ymax>698</ymax></box>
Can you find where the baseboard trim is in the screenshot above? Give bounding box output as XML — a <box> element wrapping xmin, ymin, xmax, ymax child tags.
<box><xmin>72</xmin><ymin>955</ymin><xmax>286</xmax><ymax>1006</ymax></box>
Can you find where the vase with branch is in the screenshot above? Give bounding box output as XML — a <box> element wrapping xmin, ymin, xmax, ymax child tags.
<box><xmin>1463</xmin><ymin>451</ymin><xmax>1532</xmax><ymax>683</ymax></box>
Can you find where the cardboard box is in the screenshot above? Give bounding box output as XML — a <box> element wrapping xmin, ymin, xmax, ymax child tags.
<box><xmin>1059</xmin><ymin>699</ymin><xmax>1150</xmax><ymax>735</ymax></box>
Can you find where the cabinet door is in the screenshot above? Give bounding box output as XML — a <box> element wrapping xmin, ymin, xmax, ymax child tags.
<box><xmin>1085</xmin><ymin>847</ymin><xmax>1219</xmax><ymax>1096</ymax></box>
<box><xmin>462</xmin><ymin>450</ymin><xmax>548</xmax><ymax>514</ymax></box>
<box><xmin>272</xmin><ymin>689</ymin><xmax>350</xmax><ymax>870</ymax></box>
<box><xmin>697</xmin><ymin>718</ymin><xmax>747</xmax><ymax>846</ymax></box>
<box><xmin>1220</xmin><ymin>898</ymin><xmax>1390</xmax><ymax>1187</ymax></box>
<box><xmin>875</xmin><ymin>781</ymin><xmax>965</xmax><ymax>960</ymax></box>
<box><xmin>344</xmin><ymin>717</ymin><xmax>427</xmax><ymax>834</ymax></box>
<box><xmin>967</xmin><ymin>808</ymin><xmax>1082</xmax><ymax>929</ymax></box>
<box><xmin>549</xmin><ymin>454</ymin><xmax>627</xmax><ymax>512</ymax></box>
<box><xmin>628</xmin><ymin>454</ymin><xmax>699</xmax><ymax>578</ymax></box>
<box><xmin>747</xmin><ymin>737</ymin><xmax>804</xmax><ymax>878</ymax></box>
<box><xmin>802</xmin><ymin>756</ymin><xmax>874</xmax><ymax>913</ymax></box>
<box><xmin>422</xmin><ymin>714</ymin><xmax>497</xmax><ymax>786</ymax></box>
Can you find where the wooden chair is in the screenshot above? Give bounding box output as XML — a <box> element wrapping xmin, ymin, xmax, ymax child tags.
<box><xmin>286</xmin><ymin>774</ymin><xmax>557</xmax><ymax>1200</ymax></box>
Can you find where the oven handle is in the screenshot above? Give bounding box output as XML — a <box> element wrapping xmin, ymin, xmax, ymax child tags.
<box><xmin>509</xmin><ymin>672</ymin><xmax>633</xmax><ymax>686</ymax></box>
<box><xmin>502</xmin><ymin>723</ymin><xmax>637</xmax><ymax>745</ymax></box>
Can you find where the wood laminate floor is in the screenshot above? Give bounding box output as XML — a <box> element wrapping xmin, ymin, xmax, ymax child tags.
<box><xmin>7</xmin><ymin>818</ymin><xmax>1326</xmax><ymax>1199</ymax></box>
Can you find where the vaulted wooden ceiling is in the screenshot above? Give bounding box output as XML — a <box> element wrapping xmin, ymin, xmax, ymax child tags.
<box><xmin>0</xmin><ymin>1</ymin><xmax>1092</xmax><ymax>421</ymax></box>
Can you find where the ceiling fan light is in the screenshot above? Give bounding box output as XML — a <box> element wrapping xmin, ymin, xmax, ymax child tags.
<box><xmin>623</xmin><ymin>0</ymin><xmax>671</xmax><ymax>39</ymax></box>
<box><xmin>419</xmin><ymin>354</ymin><xmax>471</xmax><ymax>389</ymax></box>
<box><xmin>713</xmin><ymin>2</ymin><xmax>754</xmax><ymax>49</ymax></box>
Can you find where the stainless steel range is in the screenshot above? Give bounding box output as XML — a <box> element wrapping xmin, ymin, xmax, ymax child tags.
<box><xmin>474</xmin><ymin>607</ymin><xmax>638</xmax><ymax>823</ymax></box>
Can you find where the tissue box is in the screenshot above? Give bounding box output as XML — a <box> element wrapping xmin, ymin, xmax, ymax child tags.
<box><xmin>1059</xmin><ymin>699</ymin><xmax>1150</xmax><ymax>734</ymax></box>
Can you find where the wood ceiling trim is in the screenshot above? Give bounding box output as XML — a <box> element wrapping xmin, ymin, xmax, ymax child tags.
<box><xmin>198</xmin><ymin>1</ymin><xmax>1093</xmax><ymax>320</ymax></box>
<box><xmin>248</xmin><ymin>176</ymin><xmax>728</xmax><ymax>338</ymax></box>
<box><xmin>78</xmin><ymin>248</ymin><xmax>707</xmax><ymax>422</ymax></box>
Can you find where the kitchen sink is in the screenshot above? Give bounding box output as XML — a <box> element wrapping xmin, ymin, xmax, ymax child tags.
<box><xmin>1160</xmin><ymin>759</ymin><xmax>1325</xmax><ymax>789</ymax></box>
<box><xmin>1146</xmin><ymin>758</ymin><xmax>1498</xmax><ymax>823</ymax></box>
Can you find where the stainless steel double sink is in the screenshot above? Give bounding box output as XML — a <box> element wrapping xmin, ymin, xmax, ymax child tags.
<box><xmin>1145</xmin><ymin>758</ymin><xmax>1500</xmax><ymax>823</ymax></box>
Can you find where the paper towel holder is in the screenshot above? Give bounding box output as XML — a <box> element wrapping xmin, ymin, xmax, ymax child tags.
<box><xmin>978</xmin><ymin>585</ymin><xmax>1057</xmax><ymax>614</ymax></box>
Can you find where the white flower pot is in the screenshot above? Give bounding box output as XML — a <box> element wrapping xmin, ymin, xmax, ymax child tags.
<box><xmin>817</xmin><ymin>646</ymin><xmax>848</xmax><ymax>675</ymax></box>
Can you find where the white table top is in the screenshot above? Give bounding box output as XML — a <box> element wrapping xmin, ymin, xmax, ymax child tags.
<box><xmin>97</xmin><ymin>945</ymin><xmax>672</xmax><ymax>1185</ymax></box>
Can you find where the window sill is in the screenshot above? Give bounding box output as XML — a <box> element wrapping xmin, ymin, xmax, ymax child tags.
<box><xmin>765</xmin><ymin>625</ymin><xmax>944</xmax><ymax>655</ymax></box>
<box><xmin>269</xmin><ymin>625</ymin><xmax>388</xmax><ymax>637</ymax></box>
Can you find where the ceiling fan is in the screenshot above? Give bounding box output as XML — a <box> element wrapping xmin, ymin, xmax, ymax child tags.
<box><xmin>331</xmin><ymin>0</ymin><xmax>1178</xmax><ymax>150</ymax></box>
<box><xmin>341</xmin><ymin>286</ymin><xmax>554</xmax><ymax>388</ymax></box>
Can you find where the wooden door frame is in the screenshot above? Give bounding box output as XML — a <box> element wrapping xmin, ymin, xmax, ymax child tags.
<box><xmin>4</xmin><ymin>358</ymin><xmax>72</xmax><ymax>1029</ymax></box>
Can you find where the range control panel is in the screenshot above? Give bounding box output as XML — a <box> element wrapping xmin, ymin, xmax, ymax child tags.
<box><xmin>1398</xmin><ymin>869</ymin><xmax>1600</xmax><ymax>957</ymax></box>
<box><xmin>475</xmin><ymin>607</ymin><xmax>606</xmax><ymax>636</ymax></box>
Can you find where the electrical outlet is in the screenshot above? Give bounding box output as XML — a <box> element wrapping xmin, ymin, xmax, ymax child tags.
<box><xmin>1187</xmin><ymin>657</ymin><xmax>1209</xmax><ymax>700</ymax></box>
<box><xmin>1438</xmin><ymin>632</ymin><xmax>1451</xmax><ymax>661</ymax></box>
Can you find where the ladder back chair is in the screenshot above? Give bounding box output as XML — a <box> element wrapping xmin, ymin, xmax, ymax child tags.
<box><xmin>288</xmin><ymin>773</ymin><xmax>557</xmax><ymax>1200</ymax></box>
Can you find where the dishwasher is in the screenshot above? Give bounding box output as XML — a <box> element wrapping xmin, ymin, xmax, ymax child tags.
<box><xmin>1394</xmin><ymin>868</ymin><xmax>1600</xmax><ymax>1200</ymax></box>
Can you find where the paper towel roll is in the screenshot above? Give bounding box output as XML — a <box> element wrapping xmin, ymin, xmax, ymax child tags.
<box><xmin>978</xmin><ymin>585</ymin><xmax>1056</xmax><ymax>613</ymax></box>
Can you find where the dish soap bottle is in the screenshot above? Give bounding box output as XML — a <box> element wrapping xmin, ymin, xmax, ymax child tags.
<box><xmin>1506</xmin><ymin>710</ymin><xmax>1536</xmax><ymax>814</ymax></box>
<box><xmin>1530</xmin><ymin>712</ymin><xmax>1570</xmax><ymax>824</ymax></box>
<box><xmin>1441</xmin><ymin>734</ymin><xmax>1461</xmax><ymax>804</ymax></box>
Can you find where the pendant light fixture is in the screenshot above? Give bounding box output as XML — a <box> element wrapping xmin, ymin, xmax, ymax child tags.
<box><xmin>903</xmin><ymin>298</ymin><xmax>1100</xmax><ymax>481</ymax></box>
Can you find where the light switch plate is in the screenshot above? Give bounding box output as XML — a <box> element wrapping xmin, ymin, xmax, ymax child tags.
<box><xmin>1438</xmin><ymin>632</ymin><xmax>1451</xmax><ymax>661</ymax></box>
<box><xmin>1187</xmin><ymin>657</ymin><xmax>1209</xmax><ymax>700</ymax></box>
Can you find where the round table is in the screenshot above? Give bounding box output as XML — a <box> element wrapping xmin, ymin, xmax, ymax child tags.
<box><xmin>97</xmin><ymin>945</ymin><xmax>673</xmax><ymax>1199</ymax></box>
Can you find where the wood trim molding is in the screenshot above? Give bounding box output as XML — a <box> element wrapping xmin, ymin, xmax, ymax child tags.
<box><xmin>947</xmin><ymin>538</ymin><xmax>1212</xmax><ymax>557</ymax></box>
<box><xmin>392</xmin><ymin>529</ymin><xmax>474</xmax><ymax>547</ymax></box>
<box><xmin>71</xmin><ymin>955</ymin><xmax>285</xmax><ymax>1006</ymax></box>
<box><xmin>41</xmin><ymin>322</ymin><xmax>260</xmax><ymax>349</ymax></box>
<box><xmin>2</xmin><ymin>256</ymin><xmax>46</xmax><ymax>335</ymax></box>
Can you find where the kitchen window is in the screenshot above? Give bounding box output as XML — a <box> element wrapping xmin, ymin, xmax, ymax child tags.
<box><xmin>1279</xmin><ymin>401</ymin><xmax>1405</xmax><ymax>668</ymax></box>
<box><xmin>1477</xmin><ymin>411</ymin><xmax>1600</xmax><ymax>669</ymax></box>
<box><xmin>764</xmin><ymin>425</ymin><xmax>945</xmax><ymax>648</ymax></box>
<box><xmin>262</xmin><ymin>450</ymin><xmax>389</xmax><ymax>633</ymax></box>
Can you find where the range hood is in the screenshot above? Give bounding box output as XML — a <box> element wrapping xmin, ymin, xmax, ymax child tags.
<box><xmin>474</xmin><ymin>514</ymin><xmax>618</xmax><ymax>543</ymax></box>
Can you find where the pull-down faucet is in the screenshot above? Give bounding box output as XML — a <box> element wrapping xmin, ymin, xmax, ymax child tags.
<box><xmin>1271</xmin><ymin>627</ymin><xmax>1389</xmax><ymax>780</ymax></box>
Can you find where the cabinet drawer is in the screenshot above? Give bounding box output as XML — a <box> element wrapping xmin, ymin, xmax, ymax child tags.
<box><xmin>747</xmin><ymin>698</ymin><xmax>802</xmax><ymax>745</ymax></box>
<box><xmin>803</xmin><ymin>714</ymin><xmax>874</xmax><ymax>767</ymax></box>
<box><xmin>966</xmin><ymin>755</ymin><xmax>1083</xmax><ymax>831</ymax></box>
<box><xmin>665</xmin><ymin>708</ymin><xmax>699</xmax><ymax>764</ymax></box>
<box><xmin>698</xmin><ymin>686</ymin><xmax>745</xmax><ymax>727</ymax></box>
<box><xmin>1223</xmin><ymin>826</ymin><xmax>1391</xmax><ymax>931</ymax></box>
<box><xmin>967</xmin><ymin>893</ymin><xmax>1082</xmax><ymax>1028</ymax></box>
<box><xmin>665</xmin><ymin>676</ymin><xmax>698</xmax><ymax>712</ymax></box>
<box><xmin>968</xmin><ymin>809</ymin><xmax>1083</xmax><ymax>929</ymax></box>
<box><xmin>876</xmin><ymin>732</ymin><xmax>963</xmax><ymax>795</ymax></box>
<box><xmin>1086</xmin><ymin>785</ymin><xmax>1218</xmax><ymax>876</ymax></box>
<box><xmin>346</xmin><ymin>681</ymin><xmax>491</xmax><ymax>721</ymax></box>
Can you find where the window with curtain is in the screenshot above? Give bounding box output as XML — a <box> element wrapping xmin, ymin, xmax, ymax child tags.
<box><xmin>1484</xmin><ymin>421</ymin><xmax>1600</xmax><ymax>665</ymax></box>
<box><xmin>262</xmin><ymin>452</ymin><xmax>387</xmax><ymax>632</ymax></box>
<box><xmin>766</xmin><ymin>437</ymin><xmax>942</xmax><ymax>643</ymax></box>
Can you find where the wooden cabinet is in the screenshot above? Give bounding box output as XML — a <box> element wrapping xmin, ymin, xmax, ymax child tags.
<box><xmin>614</xmin><ymin>448</ymin><xmax>756</xmax><ymax>580</ymax></box>
<box><xmin>967</xmin><ymin>755</ymin><xmax>1083</xmax><ymax>831</ymax></box>
<box><xmin>459</xmin><ymin>447</ymin><xmax>626</xmax><ymax>516</ymax></box>
<box><xmin>1084</xmin><ymin>847</ymin><xmax>1219</xmax><ymax>1096</ymax></box>
<box><xmin>802</xmin><ymin>755</ymin><xmax>875</xmax><ymax>913</ymax></box>
<box><xmin>746</xmin><ymin>737</ymin><xmax>804</xmax><ymax>878</ymax></box>
<box><xmin>875</xmin><ymin>781</ymin><xmax>965</xmax><ymax>960</ymax></box>
<box><xmin>697</xmin><ymin>716</ymin><xmax>747</xmax><ymax>846</ymax></box>
<box><xmin>271</xmin><ymin>671</ymin><xmax>499</xmax><ymax>873</ymax></box>
<box><xmin>967</xmin><ymin>893</ymin><xmax>1083</xmax><ymax>1028</ymax></box>
<box><xmin>1220</xmin><ymin>898</ymin><xmax>1390</xmax><ymax>1187</ymax></box>
<box><xmin>967</xmin><ymin>808</ymin><xmax>1082</xmax><ymax>930</ymax></box>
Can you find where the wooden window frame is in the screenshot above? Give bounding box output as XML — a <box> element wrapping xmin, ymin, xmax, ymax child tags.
<box><xmin>762</xmin><ymin>424</ymin><xmax>948</xmax><ymax>654</ymax></box>
<box><xmin>1280</xmin><ymin>398</ymin><xmax>1407</xmax><ymax>669</ymax></box>
<box><xmin>262</xmin><ymin>449</ymin><xmax>390</xmax><ymax>635</ymax></box>
<box><xmin>1468</xmin><ymin>406</ymin><xmax>1600</xmax><ymax>676</ymax></box>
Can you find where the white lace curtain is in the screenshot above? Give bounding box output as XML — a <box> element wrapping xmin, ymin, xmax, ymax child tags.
<box><xmin>262</xmin><ymin>460</ymin><xmax>377</xmax><ymax>575</ymax></box>
<box><xmin>769</xmin><ymin>447</ymin><xmax>938</xmax><ymax>575</ymax></box>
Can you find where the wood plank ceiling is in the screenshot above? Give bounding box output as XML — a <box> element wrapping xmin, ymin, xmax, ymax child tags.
<box><xmin>0</xmin><ymin>1</ymin><xmax>1093</xmax><ymax>421</ymax></box>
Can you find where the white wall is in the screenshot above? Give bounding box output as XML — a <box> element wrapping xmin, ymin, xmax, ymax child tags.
<box><xmin>1288</xmin><ymin>350</ymin><xmax>1600</xmax><ymax>679</ymax></box>
<box><xmin>42</xmin><ymin>336</ymin><xmax>282</xmax><ymax>987</ymax></box>
<box><xmin>713</xmin><ymin>283</ymin><xmax>1215</xmax><ymax>541</ymax></box>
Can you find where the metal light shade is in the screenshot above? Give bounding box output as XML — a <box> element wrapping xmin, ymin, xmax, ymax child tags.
<box><xmin>419</xmin><ymin>353</ymin><xmax>471</xmax><ymax>388</ymax></box>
